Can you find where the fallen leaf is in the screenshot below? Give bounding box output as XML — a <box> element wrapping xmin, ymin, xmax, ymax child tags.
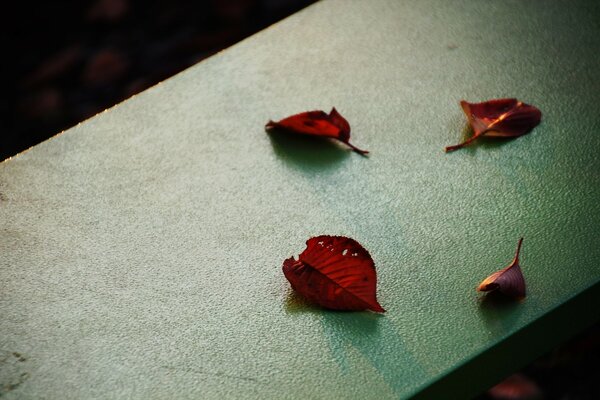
<box><xmin>478</xmin><ymin>238</ymin><xmax>526</xmax><ymax>299</ymax></box>
<box><xmin>487</xmin><ymin>373</ymin><xmax>542</xmax><ymax>400</ymax></box>
<box><xmin>266</xmin><ymin>108</ymin><xmax>368</xmax><ymax>155</ymax></box>
<box><xmin>283</xmin><ymin>235</ymin><xmax>384</xmax><ymax>312</ymax></box>
<box><xmin>445</xmin><ymin>98</ymin><xmax>542</xmax><ymax>152</ymax></box>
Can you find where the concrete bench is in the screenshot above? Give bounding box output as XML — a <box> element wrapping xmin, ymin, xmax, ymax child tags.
<box><xmin>1</xmin><ymin>1</ymin><xmax>599</xmax><ymax>398</ymax></box>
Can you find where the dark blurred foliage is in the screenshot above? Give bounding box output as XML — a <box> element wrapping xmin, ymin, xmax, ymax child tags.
<box><xmin>2</xmin><ymin>0</ymin><xmax>315</xmax><ymax>160</ymax></box>
<box><xmin>477</xmin><ymin>322</ymin><xmax>599</xmax><ymax>400</ymax></box>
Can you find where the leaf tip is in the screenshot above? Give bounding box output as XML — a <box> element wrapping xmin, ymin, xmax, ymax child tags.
<box><xmin>444</xmin><ymin>144</ymin><xmax>462</xmax><ymax>152</ymax></box>
<box><xmin>476</xmin><ymin>275</ymin><xmax>499</xmax><ymax>293</ymax></box>
<box><xmin>265</xmin><ymin>120</ymin><xmax>276</xmax><ymax>131</ymax></box>
<box><xmin>370</xmin><ymin>303</ymin><xmax>386</xmax><ymax>313</ymax></box>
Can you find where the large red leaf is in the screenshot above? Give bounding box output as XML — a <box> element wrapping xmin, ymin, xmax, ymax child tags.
<box><xmin>477</xmin><ymin>238</ymin><xmax>526</xmax><ymax>299</ymax></box>
<box><xmin>283</xmin><ymin>235</ymin><xmax>385</xmax><ymax>312</ymax></box>
<box><xmin>445</xmin><ymin>98</ymin><xmax>542</xmax><ymax>152</ymax></box>
<box><xmin>266</xmin><ymin>108</ymin><xmax>368</xmax><ymax>155</ymax></box>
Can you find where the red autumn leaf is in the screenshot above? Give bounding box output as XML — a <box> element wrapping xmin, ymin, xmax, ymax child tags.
<box><xmin>266</xmin><ymin>108</ymin><xmax>368</xmax><ymax>155</ymax></box>
<box><xmin>487</xmin><ymin>373</ymin><xmax>542</xmax><ymax>400</ymax></box>
<box><xmin>282</xmin><ymin>235</ymin><xmax>385</xmax><ymax>312</ymax></box>
<box><xmin>445</xmin><ymin>98</ymin><xmax>542</xmax><ymax>152</ymax></box>
<box><xmin>477</xmin><ymin>238</ymin><xmax>526</xmax><ymax>299</ymax></box>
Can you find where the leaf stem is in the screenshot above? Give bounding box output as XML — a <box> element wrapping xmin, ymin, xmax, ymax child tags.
<box><xmin>345</xmin><ymin>141</ymin><xmax>369</xmax><ymax>155</ymax></box>
<box><xmin>514</xmin><ymin>237</ymin><xmax>524</xmax><ymax>263</ymax></box>
<box><xmin>444</xmin><ymin>133</ymin><xmax>481</xmax><ymax>152</ymax></box>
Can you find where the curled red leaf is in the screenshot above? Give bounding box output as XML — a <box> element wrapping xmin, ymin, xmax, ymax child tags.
<box><xmin>445</xmin><ymin>98</ymin><xmax>542</xmax><ymax>152</ymax></box>
<box><xmin>266</xmin><ymin>108</ymin><xmax>368</xmax><ymax>155</ymax></box>
<box><xmin>477</xmin><ymin>238</ymin><xmax>526</xmax><ymax>299</ymax></box>
<box><xmin>283</xmin><ymin>235</ymin><xmax>384</xmax><ymax>312</ymax></box>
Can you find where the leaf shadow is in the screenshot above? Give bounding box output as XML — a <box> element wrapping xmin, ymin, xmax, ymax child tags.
<box><xmin>267</xmin><ymin>129</ymin><xmax>351</xmax><ymax>172</ymax></box>
<box><xmin>283</xmin><ymin>289</ymin><xmax>382</xmax><ymax>332</ymax></box>
<box><xmin>321</xmin><ymin>311</ymin><xmax>382</xmax><ymax>336</ymax></box>
<box><xmin>321</xmin><ymin>312</ymin><xmax>425</xmax><ymax>395</ymax></box>
<box><xmin>283</xmin><ymin>289</ymin><xmax>319</xmax><ymax>314</ymax></box>
<box><xmin>284</xmin><ymin>291</ymin><xmax>426</xmax><ymax>394</ymax></box>
<box><xmin>478</xmin><ymin>291</ymin><xmax>524</xmax><ymax>333</ymax></box>
<box><xmin>283</xmin><ymin>291</ymin><xmax>383</xmax><ymax>325</ymax></box>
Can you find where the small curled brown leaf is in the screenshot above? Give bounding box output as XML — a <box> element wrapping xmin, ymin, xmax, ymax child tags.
<box><xmin>445</xmin><ymin>98</ymin><xmax>542</xmax><ymax>152</ymax></box>
<box><xmin>477</xmin><ymin>238</ymin><xmax>526</xmax><ymax>299</ymax></box>
<box><xmin>266</xmin><ymin>108</ymin><xmax>368</xmax><ymax>155</ymax></box>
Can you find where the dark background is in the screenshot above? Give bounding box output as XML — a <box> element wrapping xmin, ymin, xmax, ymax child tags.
<box><xmin>1</xmin><ymin>1</ymin><xmax>598</xmax><ymax>398</ymax></box>
<box><xmin>2</xmin><ymin>0</ymin><xmax>315</xmax><ymax>161</ymax></box>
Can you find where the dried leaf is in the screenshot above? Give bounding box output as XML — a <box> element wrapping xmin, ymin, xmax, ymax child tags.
<box><xmin>283</xmin><ymin>235</ymin><xmax>384</xmax><ymax>312</ymax></box>
<box><xmin>487</xmin><ymin>373</ymin><xmax>542</xmax><ymax>400</ymax></box>
<box><xmin>445</xmin><ymin>98</ymin><xmax>542</xmax><ymax>152</ymax></box>
<box><xmin>478</xmin><ymin>238</ymin><xmax>526</xmax><ymax>299</ymax></box>
<box><xmin>266</xmin><ymin>108</ymin><xmax>368</xmax><ymax>155</ymax></box>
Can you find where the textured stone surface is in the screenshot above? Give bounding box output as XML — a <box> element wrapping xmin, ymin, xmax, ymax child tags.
<box><xmin>1</xmin><ymin>0</ymin><xmax>599</xmax><ymax>398</ymax></box>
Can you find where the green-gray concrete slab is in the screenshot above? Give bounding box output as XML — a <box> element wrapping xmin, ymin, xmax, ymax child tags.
<box><xmin>2</xmin><ymin>0</ymin><xmax>599</xmax><ymax>398</ymax></box>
